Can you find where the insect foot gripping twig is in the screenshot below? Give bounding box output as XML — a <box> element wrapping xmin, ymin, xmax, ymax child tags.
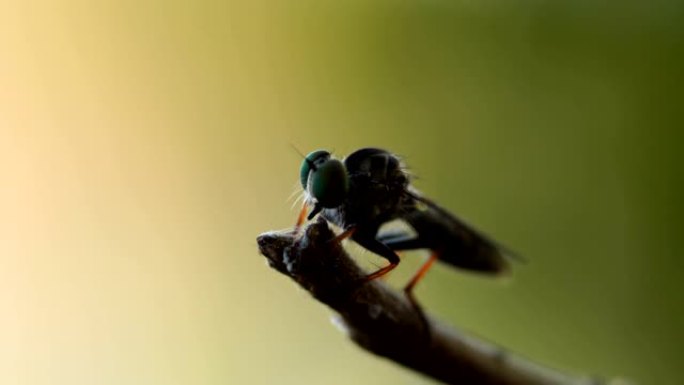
<box><xmin>256</xmin><ymin>218</ymin><xmax>630</xmax><ymax>385</ymax></box>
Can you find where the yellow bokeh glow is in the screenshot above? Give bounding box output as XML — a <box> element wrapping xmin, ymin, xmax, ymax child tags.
<box><xmin>1</xmin><ymin>1</ymin><xmax>682</xmax><ymax>384</ymax></box>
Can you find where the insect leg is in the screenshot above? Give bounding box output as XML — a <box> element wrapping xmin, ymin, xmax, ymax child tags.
<box><xmin>403</xmin><ymin>253</ymin><xmax>438</xmax><ymax>339</ymax></box>
<box><xmin>352</xmin><ymin>231</ymin><xmax>401</xmax><ymax>281</ymax></box>
<box><xmin>377</xmin><ymin>230</ymin><xmax>438</xmax><ymax>292</ymax></box>
<box><xmin>377</xmin><ymin>229</ymin><xmax>440</xmax><ymax>292</ymax></box>
<box><xmin>294</xmin><ymin>202</ymin><xmax>308</xmax><ymax>230</ymax></box>
<box><xmin>331</xmin><ymin>226</ymin><xmax>357</xmax><ymax>244</ymax></box>
<box><xmin>379</xmin><ymin>229</ymin><xmax>437</xmax><ymax>330</ymax></box>
<box><xmin>371</xmin><ymin>229</ymin><xmax>434</xmax><ymax>335</ymax></box>
<box><xmin>404</xmin><ymin>252</ymin><xmax>439</xmax><ymax>294</ymax></box>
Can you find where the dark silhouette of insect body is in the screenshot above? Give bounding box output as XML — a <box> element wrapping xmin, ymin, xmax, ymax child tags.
<box><xmin>297</xmin><ymin>147</ymin><xmax>516</xmax><ymax>295</ymax></box>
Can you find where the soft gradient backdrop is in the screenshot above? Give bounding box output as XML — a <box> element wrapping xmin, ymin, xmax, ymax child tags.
<box><xmin>1</xmin><ymin>1</ymin><xmax>682</xmax><ymax>384</ymax></box>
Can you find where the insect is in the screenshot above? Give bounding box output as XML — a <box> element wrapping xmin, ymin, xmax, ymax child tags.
<box><xmin>297</xmin><ymin>147</ymin><xmax>517</xmax><ymax>296</ymax></box>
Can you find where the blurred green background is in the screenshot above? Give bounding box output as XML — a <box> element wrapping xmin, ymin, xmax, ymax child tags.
<box><xmin>1</xmin><ymin>1</ymin><xmax>682</xmax><ymax>384</ymax></box>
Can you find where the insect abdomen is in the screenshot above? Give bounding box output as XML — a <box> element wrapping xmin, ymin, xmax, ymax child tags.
<box><xmin>402</xmin><ymin>201</ymin><xmax>510</xmax><ymax>275</ymax></box>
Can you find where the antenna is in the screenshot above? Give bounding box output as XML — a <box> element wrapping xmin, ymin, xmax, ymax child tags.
<box><xmin>290</xmin><ymin>143</ymin><xmax>317</xmax><ymax>171</ymax></box>
<box><xmin>289</xmin><ymin>143</ymin><xmax>307</xmax><ymax>159</ymax></box>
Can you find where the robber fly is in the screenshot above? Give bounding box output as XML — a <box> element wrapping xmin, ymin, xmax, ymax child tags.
<box><xmin>296</xmin><ymin>147</ymin><xmax>517</xmax><ymax>295</ymax></box>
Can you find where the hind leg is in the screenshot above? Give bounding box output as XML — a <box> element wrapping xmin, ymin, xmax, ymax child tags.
<box><xmin>377</xmin><ymin>230</ymin><xmax>437</xmax><ymax>337</ymax></box>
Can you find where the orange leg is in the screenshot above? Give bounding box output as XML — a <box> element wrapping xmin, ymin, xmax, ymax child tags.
<box><xmin>377</xmin><ymin>251</ymin><xmax>402</xmax><ymax>281</ymax></box>
<box><xmin>404</xmin><ymin>252</ymin><xmax>439</xmax><ymax>338</ymax></box>
<box><xmin>331</xmin><ymin>226</ymin><xmax>357</xmax><ymax>244</ymax></box>
<box><xmin>333</xmin><ymin>227</ymin><xmax>398</xmax><ymax>282</ymax></box>
<box><xmin>365</xmin><ymin>261</ymin><xmax>400</xmax><ymax>281</ymax></box>
<box><xmin>294</xmin><ymin>202</ymin><xmax>308</xmax><ymax>231</ymax></box>
<box><xmin>404</xmin><ymin>252</ymin><xmax>439</xmax><ymax>294</ymax></box>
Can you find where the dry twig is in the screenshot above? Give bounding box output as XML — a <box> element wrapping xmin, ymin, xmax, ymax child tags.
<box><xmin>256</xmin><ymin>218</ymin><xmax>625</xmax><ymax>385</ymax></box>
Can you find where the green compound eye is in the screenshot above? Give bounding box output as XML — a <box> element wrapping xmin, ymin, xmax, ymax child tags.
<box><xmin>300</xmin><ymin>150</ymin><xmax>330</xmax><ymax>189</ymax></box>
<box><xmin>299</xmin><ymin>150</ymin><xmax>349</xmax><ymax>208</ymax></box>
<box><xmin>310</xmin><ymin>159</ymin><xmax>348</xmax><ymax>208</ymax></box>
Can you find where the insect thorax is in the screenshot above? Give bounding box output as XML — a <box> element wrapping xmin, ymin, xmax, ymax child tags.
<box><xmin>323</xmin><ymin>148</ymin><xmax>415</xmax><ymax>229</ymax></box>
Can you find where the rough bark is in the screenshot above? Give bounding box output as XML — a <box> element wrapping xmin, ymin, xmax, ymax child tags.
<box><xmin>256</xmin><ymin>218</ymin><xmax>628</xmax><ymax>385</ymax></box>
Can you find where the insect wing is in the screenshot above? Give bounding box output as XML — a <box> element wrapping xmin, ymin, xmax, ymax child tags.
<box><xmin>402</xmin><ymin>191</ymin><xmax>521</xmax><ymax>275</ymax></box>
